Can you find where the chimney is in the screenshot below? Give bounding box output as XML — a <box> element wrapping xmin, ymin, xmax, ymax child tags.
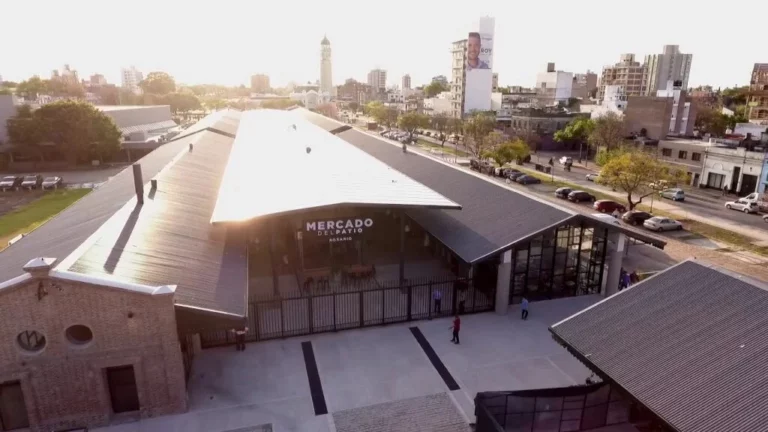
<box><xmin>547</xmin><ymin>63</ymin><xmax>555</xmax><ymax>73</ymax></box>
<box><xmin>132</xmin><ymin>164</ymin><xmax>144</xmax><ymax>205</ymax></box>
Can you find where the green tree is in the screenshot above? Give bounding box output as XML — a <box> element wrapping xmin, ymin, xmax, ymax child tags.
<box><xmin>482</xmin><ymin>140</ymin><xmax>517</xmax><ymax>166</ymax></box>
<box><xmin>205</xmin><ymin>98</ymin><xmax>227</xmax><ymax>111</ymax></box>
<box><xmin>695</xmin><ymin>106</ymin><xmax>729</xmax><ymax>137</ymax></box>
<box><xmin>463</xmin><ymin>112</ymin><xmax>496</xmax><ymax>157</ymax></box>
<box><xmin>6</xmin><ymin>105</ymin><xmax>46</xmax><ymax>160</ymax></box>
<box><xmin>16</xmin><ymin>76</ymin><xmax>46</xmax><ymax>99</ymax></box>
<box><xmin>398</xmin><ymin>112</ymin><xmax>429</xmax><ymax>139</ymax></box>
<box><xmin>431</xmin><ymin>112</ymin><xmax>449</xmax><ymax>145</ymax></box>
<box><xmin>721</xmin><ymin>86</ymin><xmax>749</xmax><ymax>107</ymax></box>
<box><xmin>35</xmin><ymin>101</ymin><xmax>122</xmax><ymax>165</ymax></box>
<box><xmin>164</xmin><ymin>93</ymin><xmax>202</xmax><ymax>114</ymax></box>
<box><xmin>509</xmin><ymin>138</ymin><xmax>531</xmax><ymax>163</ymax></box>
<box><xmin>424</xmin><ymin>81</ymin><xmax>448</xmax><ymax>97</ymax></box>
<box><xmin>555</xmin><ymin>117</ymin><xmax>596</xmax><ymax>166</ymax></box>
<box><xmin>139</xmin><ymin>72</ymin><xmax>176</xmax><ymax>95</ymax></box>
<box><xmin>1</xmin><ymin>81</ymin><xmax>18</xmax><ymax>89</ymax></box>
<box><xmin>599</xmin><ymin>149</ymin><xmax>687</xmax><ymax>210</ymax></box>
<box><xmin>348</xmin><ymin>102</ymin><xmax>360</xmax><ymax>113</ymax></box>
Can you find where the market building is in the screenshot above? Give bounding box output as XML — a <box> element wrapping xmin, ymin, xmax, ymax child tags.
<box><xmin>0</xmin><ymin>108</ymin><xmax>662</xmax><ymax>430</ymax></box>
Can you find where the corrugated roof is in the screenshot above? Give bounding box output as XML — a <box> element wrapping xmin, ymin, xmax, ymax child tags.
<box><xmin>297</xmin><ymin>109</ymin><xmax>574</xmax><ymax>263</ymax></box>
<box><xmin>119</xmin><ymin>119</ymin><xmax>177</xmax><ymax>135</ymax></box>
<box><xmin>172</xmin><ymin>109</ymin><xmax>242</xmax><ymax>141</ymax></box>
<box><xmin>210</xmin><ymin>110</ymin><xmax>460</xmax><ymax>223</ymax></box>
<box><xmin>66</xmin><ymin>131</ymin><xmax>247</xmax><ymax>317</ymax></box>
<box><xmin>550</xmin><ymin>260</ymin><xmax>768</xmax><ymax>432</ymax></box>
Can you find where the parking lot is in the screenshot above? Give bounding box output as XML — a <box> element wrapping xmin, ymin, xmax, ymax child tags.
<box><xmin>0</xmin><ymin>165</ymin><xmax>126</xmax><ymax>190</ymax></box>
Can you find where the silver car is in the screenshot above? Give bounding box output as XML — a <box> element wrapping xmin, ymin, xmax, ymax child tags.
<box><xmin>643</xmin><ymin>216</ymin><xmax>683</xmax><ymax>232</ymax></box>
<box><xmin>659</xmin><ymin>188</ymin><xmax>685</xmax><ymax>202</ymax></box>
<box><xmin>725</xmin><ymin>199</ymin><xmax>759</xmax><ymax>214</ymax></box>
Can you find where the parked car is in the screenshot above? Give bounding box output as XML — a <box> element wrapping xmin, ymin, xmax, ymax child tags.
<box><xmin>725</xmin><ymin>199</ymin><xmax>759</xmax><ymax>214</ymax></box>
<box><xmin>558</xmin><ymin>156</ymin><xmax>573</xmax><ymax>165</ymax></box>
<box><xmin>594</xmin><ymin>200</ymin><xmax>626</xmax><ymax>214</ymax></box>
<box><xmin>659</xmin><ymin>188</ymin><xmax>685</xmax><ymax>202</ymax></box>
<box><xmin>643</xmin><ymin>216</ymin><xmax>683</xmax><ymax>232</ymax></box>
<box><xmin>763</xmin><ymin>214</ymin><xmax>768</xmax><ymax>223</ymax></box>
<box><xmin>20</xmin><ymin>174</ymin><xmax>43</xmax><ymax>189</ymax></box>
<box><xmin>568</xmin><ymin>191</ymin><xmax>595</xmax><ymax>203</ymax></box>
<box><xmin>507</xmin><ymin>171</ymin><xmax>526</xmax><ymax>181</ymax></box>
<box><xmin>0</xmin><ymin>175</ymin><xmax>22</xmax><ymax>191</ymax></box>
<box><xmin>555</xmin><ymin>187</ymin><xmax>573</xmax><ymax>199</ymax></box>
<box><xmin>585</xmin><ymin>173</ymin><xmax>599</xmax><ymax>182</ymax></box>
<box><xmin>41</xmin><ymin>176</ymin><xmax>63</xmax><ymax>190</ymax></box>
<box><xmin>622</xmin><ymin>210</ymin><xmax>653</xmax><ymax>226</ymax></box>
<box><xmin>516</xmin><ymin>175</ymin><xmax>541</xmax><ymax>185</ymax></box>
<box><xmin>649</xmin><ymin>180</ymin><xmax>673</xmax><ymax>190</ymax></box>
<box><xmin>498</xmin><ymin>168</ymin><xmax>521</xmax><ymax>178</ymax></box>
<box><xmin>592</xmin><ymin>213</ymin><xmax>621</xmax><ymax>226</ymax></box>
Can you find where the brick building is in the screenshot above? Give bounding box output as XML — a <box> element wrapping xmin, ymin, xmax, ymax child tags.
<box><xmin>624</xmin><ymin>89</ymin><xmax>697</xmax><ymax>140</ymax></box>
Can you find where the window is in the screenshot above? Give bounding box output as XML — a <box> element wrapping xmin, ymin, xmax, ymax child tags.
<box><xmin>66</xmin><ymin>325</ymin><xmax>94</xmax><ymax>346</ymax></box>
<box><xmin>16</xmin><ymin>330</ymin><xmax>46</xmax><ymax>353</ymax></box>
<box><xmin>678</xmin><ymin>151</ymin><xmax>688</xmax><ymax>159</ymax></box>
<box><xmin>692</xmin><ymin>152</ymin><xmax>701</xmax><ymax>161</ymax></box>
<box><xmin>661</xmin><ymin>148</ymin><xmax>672</xmax><ymax>157</ymax></box>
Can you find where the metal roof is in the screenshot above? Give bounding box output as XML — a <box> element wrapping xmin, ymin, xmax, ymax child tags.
<box><xmin>550</xmin><ymin>260</ymin><xmax>768</xmax><ymax>432</ymax></box>
<box><xmin>65</xmin><ymin>131</ymin><xmax>248</xmax><ymax>318</ymax></box>
<box><xmin>0</xmin><ymin>111</ymin><xmax>242</xmax><ymax>286</ymax></box>
<box><xmin>210</xmin><ymin>110</ymin><xmax>460</xmax><ymax>224</ymax></box>
<box><xmin>119</xmin><ymin>119</ymin><xmax>177</xmax><ymax>135</ymax></box>
<box><xmin>173</xmin><ymin>109</ymin><xmax>242</xmax><ymax>141</ymax></box>
<box><xmin>297</xmin><ymin>110</ymin><xmax>575</xmax><ymax>263</ymax></box>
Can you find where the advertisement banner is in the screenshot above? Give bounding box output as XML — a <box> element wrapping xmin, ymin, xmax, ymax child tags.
<box><xmin>464</xmin><ymin>28</ymin><xmax>494</xmax><ymax>114</ymax></box>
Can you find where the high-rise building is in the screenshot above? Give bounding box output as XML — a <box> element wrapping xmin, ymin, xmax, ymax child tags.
<box><xmin>121</xmin><ymin>66</ymin><xmax>144</xmax><ymax>94</ymax></box>
<box><xmin>250</xmin><ymin>74</ymin><xmax>270</xmax><ymax>93</ymax></box>
<box><xmin>89</xmin><ymin>74</ymin><xmax>107</xmax><ymax>86</ymax></box>
<box><xmin>643</xmin><ymin>45</ymin><xmax>692</xmax><ymax>95</ymax></box>
<box><xmin>320</xmin><ymin>36</ymin><xmax>333</xmax><ymax>96</ymax></box>
<box><xmin>535</xmin><ymin>63</ymin><xmax>573</xmax><ymax>103</ymax></box>
<box><xmin>597</xmin><ymin>54</ymin><xmax>647</xmax><ymax>102</ymax></box>
<box><xmin>402</xmin><ymin>74</ymin><xmax>411</xmax><ymax>90</ymax></box>
<box><xmin>367</xmin><ymin>69</ymin><xmax>387</xmax><ymax>93</ymax></box>
<box><xmin>450</xmin><ymin>39</ymin><xmax>467</xmax><ymax>118</ymax></box>
<box><xmin>52</xmin><ymin>64</ymin><xmax>79</xmax><ymax>85</ymax></box>
<box><xmin>450</xmin><ymin>16</ymin><xmax>495</xmax><ymax>118</ymax></box>
<box><xmin>747</xmin><ymin>63</ymin><xmax>768</xmax><ymax>124</ymax></box>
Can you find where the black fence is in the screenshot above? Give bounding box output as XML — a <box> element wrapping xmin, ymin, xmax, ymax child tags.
<box><xmin>475</xmin><ymin>382</ymin><xmax>632</xmax><ymax>432</ymax></box>
<box><xmin>201</xmin><ymin>276</ymin><xmax>495</xmax><ymax>348</ymax></box>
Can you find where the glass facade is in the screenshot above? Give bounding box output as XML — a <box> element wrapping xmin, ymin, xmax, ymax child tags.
<box><xmin>508</xmin><ymin>221</ymin><xmax>608</xmax><ymax>304</ymax></box>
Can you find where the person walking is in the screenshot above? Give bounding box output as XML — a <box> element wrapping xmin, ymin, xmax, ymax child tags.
<box><xmin>521</xmin><ymin>297</ymin><xmax>529</xmax><ymax>320</ymax></box>
<box><xmin>232</xmin><ymin>326</ymin><xmax>249</xmax><ymax>351</ymax></box>
<box><xmin>433</xmin><ymin>288</ymin><xmax>442</xmax><ymax>314</ymax></box>
<box><xmin>723</xmin><ymin>184</ymin><xmax>729</xmax><ymax>196</ymax></box>
<box><xmin>450</xmin><ymin>314</ymin><xmax>461</xmax><ymax>344</ymax></box>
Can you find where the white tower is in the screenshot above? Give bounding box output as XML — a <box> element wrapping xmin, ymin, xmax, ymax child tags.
<box><xmin>320</xmin><ymin>35</ymin><xmax>333</xmax><ymax>96</ymax></box>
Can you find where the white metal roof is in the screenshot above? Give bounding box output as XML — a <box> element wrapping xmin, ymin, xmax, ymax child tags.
<box><xmin>211</xmin><ymin>109</ymin><xmax>461</xmax><ymax>223</ymax></box>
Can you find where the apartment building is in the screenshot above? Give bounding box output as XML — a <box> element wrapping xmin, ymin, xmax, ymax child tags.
<box><xmin>250</xmin><ymin>74</ymin><xmax>270</xmax><ymax>93</ymax></box>
<box><xmin>402</xmin><ymin>74</ymin><xmax>411</xmax><ymax>90</ymax></box>
<box><xmin>367</xmin><ymin>69</ymin><xmax>387</xmax><ymax>94</ymax></box>
<box><xmin>535</xmin><ymin>63</ymin><xmax>573</xmax><ymax>103</ymax></box>
<box><xmin>597</xmin><ymin>54</ymin><xmax>647</xmax><ymax>102</ymax></box>
<box><xmin>121</xmin><ymin>66</ymin><xmax>144</xmax><ymax>94</ymax></box>
<box><xmin>643</xmin><ymin>45</ymin><xmax>693</xmax><ymax>96</ymax></box>
<box><xmin>450</xmin><ymin>39</ymin><xmax>467</xmax><ymax>118</ymax></box>
<box><xmin>572</xmin><ymin>71</ymin><xmax>598</xmax><ymax>100</ymax></box>
<box><xmin>747</xmin><ymin>63</ymin><xmax>768</xmax><ymax>124</ymax></box>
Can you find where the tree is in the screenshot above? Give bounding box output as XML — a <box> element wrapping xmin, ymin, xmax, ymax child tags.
<box><xmin>508</xmin><ymin>138</ymin><xmax>531</xmax><ymax>163</ymax></box>
<box><xmin>205</xmin><ymin>98</ymin><xmax>227</xmax><ymax>111</ymax></box>
<box><xmin>16</xmin><ymin>76</ymin><xmax>46</xmax><ymax>99</ymax></box>
<box><xmin>139</xmin><ymin>72</ymin><xmax>176</xmax><ymax>95</ymax></box>
<box><xmin>348</xmin><ymin>102</ymin><xmax>360</xmax><ymax>113</ymax></box>
<box><xmin>482</xmin><ymin>140</ymin><xmax>517</xmax><ymax>167</ymax></box>
<box><xmin>163</xmin><ymin>93</ymin><xmax>202</xmax><ymax>114</ymax></box>
<box><xmin>261</xmin><ymin>99</ymin><xmax>299</xmax><ymax>110</ymax></box>
<box><xmin>431</xmin><ymin>112</ymin><xmax>449</xmax><ymax>145</ymax></box>
<box><xmin>721</xmin><ymin>86</ymin><xmax>749</xmax><ymax>107</ymax></box>
<box><xmin>316</xmin><ymin>103</ymin><xmax>339</xmax><ymax>119</ymax></box>
<box><xmin>35</xmin><ymin>101</ymin><xmax>121</xmax><ymax>165</ymax></box>
<box><xmin>398</xmin><ymin>112</ymin><xmax>429</xmax><ymax>139</ymax></box>
<box><xmin>695</xmin><ymin>106</ymin><xmax>730</xmax><ymax>137</ymax></box>
<box><xmin>555</xmin><ymin>117</ymin><xmax>596</xmax><ymax>166</ymax></box>
<box><xmin>448</xmin><ymin>117</ymin><xmax>464</xmax><ymax>145</ymax></box>
<box><xmin>599</xmin><ymin>149</ymin><xmax>687</xmax><ymax>210</ymax></box>
<box><xmin>463</xmin><ymin>112</ymin><xmax>496</xmax><ymax>157</ymax></box>
<box><xmin>6</xmin><ymin>105</ymin><xmax>45</xmax><ymax>161</ymax></box>
<box><xmin>588</xmin><ymin>112</ymin><xmax>625</xmax><ymax>151</ymax></box>
<box><xmin>1</xmin><ymin>81</ymin><xmax>18</xmax><ymax>89</ymax></box>
<box><xmin>424</xmin><ymin>81</ymin><xmax>449</xmax><ymax>98</ymax></box>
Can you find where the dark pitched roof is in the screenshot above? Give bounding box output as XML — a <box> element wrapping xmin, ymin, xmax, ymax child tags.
<box><xmin>550</xmin><ymin>260</ymin><xmax>768</xmax><ymax>432</ymax></box>
<box><xmin>298</xmin><ymin>110</ymin><xmax>575</xmax><ymax>263</ymax></box>
<box><xmin>65</xmin><ymin>131</ymin><xmax>247</xmax><ymax>318</ymax></box>
<box><xmin>0</xmin><ymin>111</ymin><xmax>242</xmax><ymax>285</ymax></box>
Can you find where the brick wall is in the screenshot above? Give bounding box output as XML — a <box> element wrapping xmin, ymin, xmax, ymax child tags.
<box><xmin>0</xmin><ymin>275</ymin><xmax>187</xmax><ymax>431</ymax></box>
<box><xmin>625</xmin><ymin>96</ymin><xmax>673</xmax><ymax>140</ymax></box>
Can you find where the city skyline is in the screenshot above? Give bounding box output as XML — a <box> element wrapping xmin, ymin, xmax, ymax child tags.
<box><xmin>1</xmin><ymin>0</ymin><xmax>765</xmax><ymax>90</ymax></box>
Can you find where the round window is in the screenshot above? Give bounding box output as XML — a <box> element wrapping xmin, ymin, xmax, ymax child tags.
<box><xmin>65</xmin><ymin>325</ymin><xmax>93</xmax><ymax>345</ymax></box>
<box><xmin>17</xmin><ymin>330</ymin><xmax>46</xmax><ymax>353</ymax></box>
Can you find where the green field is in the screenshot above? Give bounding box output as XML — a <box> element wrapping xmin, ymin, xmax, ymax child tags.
<box><xmin>0</xmin><ymin>189</ymin><xmax>91</xmax><ymax>250</ymax></box>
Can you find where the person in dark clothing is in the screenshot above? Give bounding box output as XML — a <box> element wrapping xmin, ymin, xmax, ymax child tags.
<box><xmin>433</xmin><ymin>289</ymin><xmax>442</xmax><ymax>314</ymax></box>
<box><xmin>450</xmin><ymin>315</ymin><xmax>461</xmax><ymax>344</ymax></box>
<box><xmin>232</xmin><ymin>326</ymin><xmax>249</xmax><ymax>351</ymax></box>
<box><xmin>723</xmin><ymin>185</ymin><xmax>729</xmax><ymax>196</ymax></box>
<box><xmin>521</xmin><ymin>297</ymin><xmax>529</xmax><ymax>320</ymax></box>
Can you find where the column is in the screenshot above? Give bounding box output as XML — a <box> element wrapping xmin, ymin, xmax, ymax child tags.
<box><xmin>495</xmin><ymin>250</ymin><xmax>512</xmax><ymax>315</ymax></box>
<box><xmin>602</xmin><ymin>232</ymin><xmax>626</xmax><ymax>298</ymax></box>
<box><xmin>399</xmin><ymin>212</ymin><xmax>405</xmax><ymax>285</ymax></box>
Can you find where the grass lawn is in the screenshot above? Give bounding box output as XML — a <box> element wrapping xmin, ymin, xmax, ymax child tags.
<box><xmin>0</xmin><ymin>189</ymin><xmax>91</xmax><ymax>251</ymax></box>
<box><xmin>416</xmin><ymin>139</ymin><xmax>471</xmax><ymax>157</ymax></box>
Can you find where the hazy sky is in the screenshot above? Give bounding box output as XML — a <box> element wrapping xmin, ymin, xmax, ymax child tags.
<box><xmin>2</xmin><ymin>0</ymin><xmax>764</xmax><ymax>90</ymax></box>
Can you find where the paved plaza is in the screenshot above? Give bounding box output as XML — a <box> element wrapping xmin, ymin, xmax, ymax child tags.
<box><xmin>94</xmin><ymin>296</ymin><xmax>599</xmax><ymax>432</ymax></box>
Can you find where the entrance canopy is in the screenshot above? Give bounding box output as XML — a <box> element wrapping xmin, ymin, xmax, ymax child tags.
<box><xmin>211</xmin><ymin>110</ymin><xmax>460</xmax><ymax>224</ymax></box>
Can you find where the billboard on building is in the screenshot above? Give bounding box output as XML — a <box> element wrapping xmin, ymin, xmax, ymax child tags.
<box><xmin>464</xmin><ymin>17</ymin><xmax>495</xmax><ymax>115</ymax></box>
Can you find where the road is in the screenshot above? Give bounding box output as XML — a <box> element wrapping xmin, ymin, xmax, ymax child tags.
<box><xmin>527</xmin><ymin>151</ymin><xmax>768</xmax><ymax>238</ymax></box>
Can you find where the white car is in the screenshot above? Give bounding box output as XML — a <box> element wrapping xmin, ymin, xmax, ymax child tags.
<box><xmin>643</xmin><ymin>216</ymin><xmax>683</xmax><ymax>232</ymax></box>
<box><xmin>591</xmin><ymin>213</ymin><xmax>621</xmax><ymax>226</ymax></box>
<box><xmin>585</xmin><ymin>173</ymin><xmax>599</xmax><ymax>182</ymax></box>
<box><xmin>725</xmin><ymin>199</ymin><xmax>759</xmax><ymax>214</ymax></box>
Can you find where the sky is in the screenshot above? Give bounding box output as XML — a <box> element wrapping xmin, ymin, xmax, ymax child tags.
<box><xmin>2</xmin><ymin>0</ymin><xmax>765</xmax><ymax>90</ymax></box>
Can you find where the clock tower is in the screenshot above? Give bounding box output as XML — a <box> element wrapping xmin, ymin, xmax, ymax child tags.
<box><xmin>320</xmin><ymin>35</ymin><xmax>333</xmax><ymax>96</ymax></box>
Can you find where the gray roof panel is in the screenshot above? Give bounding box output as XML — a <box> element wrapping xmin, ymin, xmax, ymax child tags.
<box><xmin>298</xmin><ymin>110</ymin><xmax>573</xmax><ymax>263</ymax></box>
<box><xmin>551</xmin><ymin>260</ymin><xmax>768</xmax><ymax>432</ymax></box>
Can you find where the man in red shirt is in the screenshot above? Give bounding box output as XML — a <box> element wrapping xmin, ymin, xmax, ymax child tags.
<box><xmin>450</xmin><ymin>315</ymin><xmax>461</xmax><ymax>344</ymax></box>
